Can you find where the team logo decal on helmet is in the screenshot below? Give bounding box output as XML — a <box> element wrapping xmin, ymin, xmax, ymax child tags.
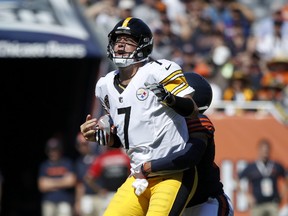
<box><xmin>183</xmin><ymin>72</ymin><xmax>213</xmax><ymax>113</ymax></box>
<box><xmin>107</xmin><ymin>17</ymin><xmax>153</xmax><ymax>68</ymax></box>
<box><xmin>136</xmin><ymin>87</ymin><xmax>149</xmax><ymax>101</ymax></box>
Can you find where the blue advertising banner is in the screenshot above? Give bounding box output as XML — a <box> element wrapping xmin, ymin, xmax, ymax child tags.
<box><xmin>0</xmin><ymin>0</ymin><xmax>104</xmax><ymax>58</ymax></box>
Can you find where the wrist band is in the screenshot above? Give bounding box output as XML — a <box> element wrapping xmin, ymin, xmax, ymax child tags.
<box><xmin>165</xmin><ymin>93</ymin><xmax>176</xmax><ymax>107</ymax></box>
<box><xmin>141</xmin><ymin>163</ymin><xmax>150</xmax><ymax>177</ymax></box>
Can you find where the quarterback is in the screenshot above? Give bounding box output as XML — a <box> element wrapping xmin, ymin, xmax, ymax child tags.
<box><xmin>80</xmin><ymin>17</ymin><xmax>199</xmax><ymax>216</ymax></box>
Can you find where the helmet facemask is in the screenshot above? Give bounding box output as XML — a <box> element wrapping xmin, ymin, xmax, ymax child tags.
<box><xmin>108</xmin><ymin>43</ymin><xmax>138</xmax><ymax>68</ymax></box>
<box><xmin>107</xmin><ymin>34</ymin><xmax>152</xmax><ymax>68</ymax></box>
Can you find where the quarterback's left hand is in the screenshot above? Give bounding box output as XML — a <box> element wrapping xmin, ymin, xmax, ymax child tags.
<box><xmin>144</xmin><ymin>82</ymin><xmax>175</xmax><ymax>105</ymax></box>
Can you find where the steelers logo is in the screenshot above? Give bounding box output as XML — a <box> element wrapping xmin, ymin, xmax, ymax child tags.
<box><xmin>136</xmin><ymin>87</ymin><xmax>149</xmax><ymax>101</ymax></box>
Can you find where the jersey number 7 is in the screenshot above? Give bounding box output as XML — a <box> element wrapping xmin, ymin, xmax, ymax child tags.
<box><xmin>118</xmin><ymin>106</ymin><xmax>131</xmax><ymax>149</ymax></box>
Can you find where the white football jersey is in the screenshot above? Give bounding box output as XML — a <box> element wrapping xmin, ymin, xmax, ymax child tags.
<box><xmin>96</xmin><ymin>59</ymin><xmax>195</xmax><ymax>172</ymax></box>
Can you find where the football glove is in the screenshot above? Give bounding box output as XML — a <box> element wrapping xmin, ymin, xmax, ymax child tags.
<box><xmin>95</xmin><ymin>114</ymin><xmax>115</xmax><ymax>146</ymax></box>
<box><xmin>132</xmin><ymin>178</ymin><xmax>148</xmax><ymax>196</ymax></box>
<box><xmin>144</xmin><ymin>82</ymin><xmax>175</xmax><ymax>105</ymax></box>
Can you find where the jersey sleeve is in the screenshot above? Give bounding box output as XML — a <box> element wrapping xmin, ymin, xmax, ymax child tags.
<box><xmin>276</xmin><ymin>162</ymin><xmax>286</xmax><ymax>178</ymax></box>
<box><xmin>186</xmin><ymin>114</ymin><xmax>215</xmax><ymax>137</ymax></box>
<box><xmin>154</xmin><ymin>59</ymin><xmax>194</xmax><ymax>97</ymax></box>
<box><xmin>95</xmin><ymin>76</ymin><xmax>105</xmax><ymax>99</ymax></box>
<box><xmin>95</xmin><ymin>73</ymin><xmax>114</xmax><ymax>114</ymax></box>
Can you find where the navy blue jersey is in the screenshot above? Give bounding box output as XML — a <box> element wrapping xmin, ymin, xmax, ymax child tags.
<box><xmin>39</xmin><ymin>157</ymin><xmax>75</xmax><ymax>203</ymax></box>
<box><xmin>186</xmin><ymin>114</ymin><xmax>224</xmax><ymax>207</ymax></box>
<box><xmin>238</xmin><ymin>160</ymin><xmax>286</xmax><ymax>204</ymax></box>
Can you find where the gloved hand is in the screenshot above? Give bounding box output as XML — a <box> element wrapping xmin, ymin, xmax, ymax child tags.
<box><xmin>132</xmin><ymin>178</ymin><xmax>149</xmax><ymax>196</ymax></box>
<box><xmin>144</xmin><ymin>82</ymin><xmax>175</xmax><ymax>105</ymax></box>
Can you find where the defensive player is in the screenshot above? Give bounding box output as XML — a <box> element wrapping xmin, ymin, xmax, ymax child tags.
<box><xmin>136</xmin><ymin>72</ymin><xmax>234</xmax><ymax>216</ymax></box>
<box><xmin>80</xmin><ymin>17</ymin><xmax>199</xmax><ymax>216</ymax></box>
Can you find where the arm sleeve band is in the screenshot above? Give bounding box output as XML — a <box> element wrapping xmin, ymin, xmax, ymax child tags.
<box><xmin>151</xmin><ymin>138</ymin><xmax>207</xmax><ymax>172</ymax></box>
<box><xmin>168</xmin><ymin>95</ymin><xmax>195</xmax><ymax>117</ymax></box>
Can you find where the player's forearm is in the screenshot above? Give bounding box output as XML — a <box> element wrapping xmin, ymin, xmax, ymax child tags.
<box><xmin>150</xmin><ymin>143</ymin><xmax>192</xmax><ymax>172</ymax></box>
<box><xmin>145</xmin><ymin>83</ymin><xmax>198</xmax><ymax>117</ymax></box>
<box><xmin>143</xmin><ymin>138</ymin><xmax>206</xmax><ymax>175</ymax></box>
<box><xmin>167</xmin><ymin>95</ymin><xmax>198</xmax><ymax>117</ymax></box>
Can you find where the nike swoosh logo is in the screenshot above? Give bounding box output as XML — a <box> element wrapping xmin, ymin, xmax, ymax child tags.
<box><xmin>165</xmin><ymin>64</ymin><xmax>171</xmax><ymax>70</ymax></box>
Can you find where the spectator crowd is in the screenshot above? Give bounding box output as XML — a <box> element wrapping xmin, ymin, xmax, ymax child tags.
<box><xmin>78</xmin><ymin>0</ymin><xmax>288</xmax><ymax>117</ymax></box>
<box><xmin>38</xmin><ymin>134</ymin><xmax>130</xmax><ymax>216</ymax></box>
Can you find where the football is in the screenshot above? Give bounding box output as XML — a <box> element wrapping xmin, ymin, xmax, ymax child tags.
<box><xmin>97</xmin><ymin>114</ymin><xmax>111</xmax><ymax>132</ymax></box>
<box><xmin>95</xmin><ymin>114</ymin><xmax>113</xmax><ymax>146</ymax></box>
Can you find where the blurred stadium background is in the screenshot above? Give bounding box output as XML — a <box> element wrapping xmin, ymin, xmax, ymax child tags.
<box><xmin>0</xmin><ymin>0</ymin><xmax>287</xmax><ymax>216</ymax></box>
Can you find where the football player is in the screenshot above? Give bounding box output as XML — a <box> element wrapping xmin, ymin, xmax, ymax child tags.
<box><xmin>80</xmin><ymin>17</ymin><xmax>199</xmax><ymax>216</ymax></box>
<box><xmin>138</xmin><ymin>72</ymin><xmax>234</xmax><ymax>216</ymax></box>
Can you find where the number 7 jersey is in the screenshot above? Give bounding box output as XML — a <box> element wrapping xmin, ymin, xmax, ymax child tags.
<box><xmin>95</xmin><ymin>59</ymin><xmax>195</xmax><ymax>172</ymax></box>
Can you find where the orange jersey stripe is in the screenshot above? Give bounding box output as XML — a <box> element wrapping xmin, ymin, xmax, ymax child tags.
<box><xmin>186</xmin><ymin>114</ymin><xmax>215</xmax><ymax>135</ymax></box>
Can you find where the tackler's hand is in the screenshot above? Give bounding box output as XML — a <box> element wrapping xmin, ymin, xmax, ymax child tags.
<box><xmin>144</xmin><ymin>82</ymin><xmax>175</xmax><ymax>106</ymax></box>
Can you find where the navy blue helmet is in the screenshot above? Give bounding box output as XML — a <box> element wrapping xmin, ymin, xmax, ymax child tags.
<box><xmin>184</xmin><ymin>72</ymin><xmax>213</xmax><ymax>113</ymax></box>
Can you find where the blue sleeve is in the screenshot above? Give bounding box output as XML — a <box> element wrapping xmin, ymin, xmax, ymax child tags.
<box><xmin>276</xmin><ymin>162</ymin><xmax>286</xmax><ymax>178</ymax></box>
<box><xmin>151</xmin><ymin>138</ymin><xmax>206</xmax><ymax>172</ymax></box>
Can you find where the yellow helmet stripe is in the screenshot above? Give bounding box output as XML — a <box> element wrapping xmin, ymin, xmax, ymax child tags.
<box><xmin>122</xmin><ymin>17</ymin><xmax>133</xmax><ymax>27</ymax></box>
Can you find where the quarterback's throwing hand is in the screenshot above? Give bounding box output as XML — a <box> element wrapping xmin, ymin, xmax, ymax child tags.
<box><xmin>80</xmin><ymin>114</ymin><xmax>97</xmax><ymax>142</ymax></box>
<box><xmin>144</xmin><ymin>82</ymin><xmax>175</xmax><ymax>105</ymax></box>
